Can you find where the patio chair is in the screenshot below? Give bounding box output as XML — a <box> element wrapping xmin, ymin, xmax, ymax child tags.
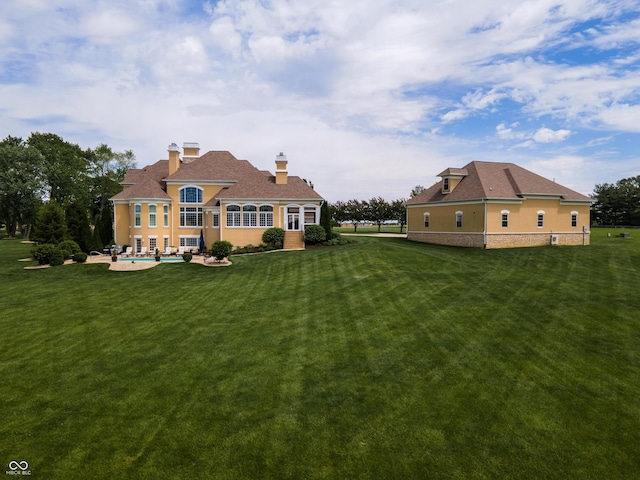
<box><xmin>177</xmin><ymin>246</ymin><xmax>185</xmax><ymax>256</ymax></box>
<box><xmin>121</xmin><ymin>247</ymin><xmax>133</xmax><ymax>257</ymax></box>
<box><xmin>135</xmin><ymin>247</ymin><xmax>147</xmax><ymax>257</ymax></box>
<box><xmin>162</xmin><ymin>247</ymin><xmax>172</xmax><ymax>256</ymax></box>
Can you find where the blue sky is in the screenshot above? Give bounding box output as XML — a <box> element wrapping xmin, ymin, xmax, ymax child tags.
<box><xmin>1</xmin><ymin>0</ymin><xmax>639</xmax><ymax>202</ymax></box>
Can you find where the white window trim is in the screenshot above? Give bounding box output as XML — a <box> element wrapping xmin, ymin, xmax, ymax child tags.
<box><xmin>163</xmin><ymin>204</ymin><xmax>169</xmax><ymax>228</ymax></box>
<box><xmin>179</xmin><ymin>185</ymin><xmax>204</xmax><ymax>204</ymax></box>
<box><xmin>455</xmin><ymin>210</ymin><xmax>463</xmax><ymax>229</ymax></box>
<box><xmin>179</xmin><ymin>206</ymin><xmax>203</xmax><ymax>228</ymax></box>
<box><xmin>134</xmin><ymin>203</ymin><xmax>142</xmax><ymax>228</ymax></box>
<box><xmin>571</xmin><ymin>210</ymin><xmax>578</xmax><ymax>228</ymax></box>
<box><xmin>423</xmin><ymin>212</ymin><xmax>430</xmax><ymax>228</ymax></box>
<box><xmin>178</xmin><ymin>235</ymin><xmax>200</xmax><ymax>248</ymax></box>
<box><xmin>501</xmin><ymin>209</ymin><xmax>510</xmax><ymax>228</ymax></box>
<box><xmin>148</xmin><ymin>204</ymin><xmax>157</xmax><ymax>228</ymax></box>
<box><xmin>226</xmin><ymin>204</ymin><xmax>241</xmax><ymax>228</ymax></box>
<box><xmin>537</xmin><ymin>210</ymin><xmax>545</xmax><ymax>228</ymax></box>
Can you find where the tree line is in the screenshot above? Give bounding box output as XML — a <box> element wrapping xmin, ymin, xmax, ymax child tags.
<box><xmin>0</xmin><ymin>133</ymin><xmax>135</xmax><ymax>251</ymax></box>
<box><xmin>330</xmin><ymin>197</ymin><xmax>410</xmax><ymax>232</ymax></box>
<box><xmin>591</xmin><ymin>176</ymin><xmax>640</xmax><ymax>226</ymax></box>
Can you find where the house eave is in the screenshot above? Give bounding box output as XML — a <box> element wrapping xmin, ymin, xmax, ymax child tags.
<box><xmin>164</xmin><ymin>179</ymin><xmax>237</xmax><ymax>186</ymax></box>
<box><xmin>408</xmin><ymin>198</ymin><xmax>523</xmax><ymax>207</ymax></box>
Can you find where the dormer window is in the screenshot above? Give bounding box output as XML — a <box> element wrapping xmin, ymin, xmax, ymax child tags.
<box><xmin>443</xmin><ymin>178</ymin><xmax>450</xmax><ymax>192</ymax></box>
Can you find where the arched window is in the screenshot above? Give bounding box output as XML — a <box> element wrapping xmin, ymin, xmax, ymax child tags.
<box><xmin>501</xmin><ymin>210</ymin><xmax>509</xmax><ymax>228</ymax></box>
<box><xmin>179</xmin><ymin>186</ymin><xmax>203</xmax><ymax>204</ymax></box>
<box><xmin>423</xmin><ymin>212</ymin><xmax>430</xmax><ymax>228</ymax></box>
<box><xmin>134</xmin><ymin>204</ymin><xmax>141</xmax><ymax>227</ymax></box>
<box><xmin>260</xmin><ymin>205</ymin><xmax>274</xmax><ymax>227</ymax></box>
<box><xmin>571</xmin><ymin>211</ymin><xmax>578</xmax><ymax>228</ymax></box>
<box><xmin>226</xmin><ymin>205</ymin><xmax>241</xmax><ymax>227</ymax></box>
<box><xmin>455</xmin><ymin>211</ymin><xmax>463</xmax><ymax>228</ymax></box>
<box><xmin>149</xmin><ymin>205</ymin><xmax>157</xmax><ymax>227</ymax></box>
<box><xmin>243</xmin><ymin>205</ymin><xmax>257</xmax><ymax>227</ymax></box>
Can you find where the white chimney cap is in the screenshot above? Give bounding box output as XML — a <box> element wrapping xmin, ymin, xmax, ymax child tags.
<box><xmin>168</xmin><ymin>143</ymin><xmax>180</xmax><ymax>152</ymax></box>
<box><xmin>183</xmin><ymin>142</ymin><xmax>199</xmax><ymax>149</ymax></box>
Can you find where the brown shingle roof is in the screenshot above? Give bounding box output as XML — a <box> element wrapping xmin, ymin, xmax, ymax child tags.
<box><xmin>407</xmin><ymin>161</ymin><xmax>591</xmax><ymax>205</ymax></box>
<box><xmin>111</xmin><ymin>151</ymin><xmax>322</xmax><ymax>202</ymax></box>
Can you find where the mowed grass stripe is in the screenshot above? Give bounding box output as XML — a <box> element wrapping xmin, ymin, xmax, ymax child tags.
<box><xmin>1</xmin><ymin>233</ymin><xmax>640</xmax><ymax>478</ymax></box>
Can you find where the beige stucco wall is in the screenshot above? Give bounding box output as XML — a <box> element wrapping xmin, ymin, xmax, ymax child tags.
<box><xmin>407</xmin><ymin>203</ymin><xmax>485</xmax><ymax>233</ymax></box>
<box><xmin>407</xmin><ymin>198</ymin><xmax>591</xmax><ymax>248</ymax></box>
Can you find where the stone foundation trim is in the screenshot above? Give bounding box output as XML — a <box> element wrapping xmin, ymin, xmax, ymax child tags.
<box><xmin>408</xmin><ymin>231</ymin><xmax>590</xmax><ymax>248</ymax></box>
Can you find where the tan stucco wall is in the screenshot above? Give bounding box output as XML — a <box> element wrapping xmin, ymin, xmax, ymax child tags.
<box><xmin>407</xmin><ymin>198</ymin><xmax>591</xmax><ymax>248</ymax></box>
<box><xmin>113</xmin><ymin>201</ymin><xmax>173</xmax><ymax>250</ymax></box>
<box><xmin>407</xmin><ymin>203</ymin><xmax>485</xmax><ymax>233</ymax></box>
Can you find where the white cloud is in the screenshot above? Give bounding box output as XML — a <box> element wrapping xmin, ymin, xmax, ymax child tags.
<box><xmin>1</xmin><ymin>0</ymin><xmax>639</xmax><ymax>201</ymax></box>
<box><xmin>533</xmin><ymin>127</ymin><xmax>572</xmax><ymax>143</ymax></box>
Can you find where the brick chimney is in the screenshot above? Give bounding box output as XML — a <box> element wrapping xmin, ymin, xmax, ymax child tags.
<box><xmin>275</xmin><ymin>152</ymin><xmax>288</xmax><ymax>185</ymax></box>
<box><xmin>168</xmin><ymin>143</ymin><xmax>181</xmax><ymax>175</ymax></box>
<box><xmin>183</xmin><ymin>142</ymin><xmax>200</xmax><ymax>164</ymax></box>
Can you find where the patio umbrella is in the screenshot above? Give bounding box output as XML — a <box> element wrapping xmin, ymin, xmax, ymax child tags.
<box><xmin>199</xmin><ymin>229</ymin><xmax>205</xmax><ymax>253</ymax></box>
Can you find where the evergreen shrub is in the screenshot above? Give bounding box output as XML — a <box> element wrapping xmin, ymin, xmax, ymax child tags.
<box><xmin>31</xmin><ymin>244</ymin><xmax>57</xmax><ymax>265</ymax></box>
<box><xmin>211</xmin><ymin>240</ymin><xmax>233</xmax><ymax>261</ymax></box>
<box><xmin>182</xmin><ymin>252</ymin><xmax>193</xmax><ymax>262</ymax></box>
<box><xmin>58</xmin><ymin>240</ymin><xmax>82</xmax><ymax>260</ymax></box>
<box><xmin>49</xmin><ymin>248</ymin><xmax>65</xmax><ymax>266</ymax></box>
<box><xmin>74</xmin><ymin>252</ymin><xmax>88</xmax><ymax>263</ymax></box>
<box><xmin>262</xmin><ymin>227</ymin><xmax>285</xmax><ymax>248</ymax></box>
<box><xmin>304</xmin><ymin>224</ymin><xmax>326</xmax><ymax>245</ymax></box>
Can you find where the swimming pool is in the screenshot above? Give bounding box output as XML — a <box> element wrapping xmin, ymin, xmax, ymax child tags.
<box><xmin>117</xmin><ymin>257</ymin><xmax>184</xmax><ymax>263</ymax></box>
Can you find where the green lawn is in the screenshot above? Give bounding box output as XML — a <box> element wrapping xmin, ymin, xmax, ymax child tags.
<box><xmin>1</xmin><ymin>230</ymin><xmax>639</xmax><ymax>479</ymax></box>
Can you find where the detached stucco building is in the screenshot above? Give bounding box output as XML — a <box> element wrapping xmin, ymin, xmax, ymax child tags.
<box><xmin>406</xmin><ymin>161</ymin><xmax>591</xmax><ymax>248</ymax></box>
<box><xmin>111</xmin><ymin>143</ymin><xmax>324</xmax><ymax>253</ymax></box>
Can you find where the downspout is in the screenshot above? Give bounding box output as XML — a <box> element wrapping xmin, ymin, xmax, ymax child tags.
<box><xmin>112</xmin><ymin>201</ymin><xmax>117</xmax><ymax>245</ymax></box>
<box><xmin>483</xmin><ymin>200</ymin><xmax>487</xmax><ymax>248</ymax></box>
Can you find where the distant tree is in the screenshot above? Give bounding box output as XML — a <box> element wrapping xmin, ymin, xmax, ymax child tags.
<box><xmin>343</xmin><ymin>199</ymin><xmax>367</xmax><ymax>232</ymax></box>
<box><xmin>87</xmin><ymin>144</ymin><xmax>136</xmax><ymax>246</ymax></box>
<box><xmin>31</xmin><ymin>201</ymin><xmax>67</xmax><ymax>244</ymax></box>
<box><xmin>390</xmin><ymin>199</ymin><xmax>407</xmax><ymax>232</ymax></box>
<box><xmin>331</xmin><ymin>201</ymin><xmax>347</xmax><ymax>227</ymax></box>
<box><xmin>65</xmin><ymin>200</ymin><xmax>93</xmax><ymax>253</ymax></box>
<box><xmin>27</xmin><ymin>132</ymin><xmax>90</xmax><ymax>207</ymax></box>
<box><xmin>0</xmin><ymin>137</ymin><xmax>46</xmax><ymax>238</ymax></box>
<box><xmin>320</xmin><ymin>201</ymin><xmax>332</xmax><ymax>240</ymax></box>
<box><xmin>367</xmin><ymin>196</ymin><xmax>391</xmax><ymax>232</ymax></box>
<box><xmin>410</xmin><ymin>185</ymin><xmax>425</xmax><ymax>198</ymax></box>
<box><xmin>592</xmin><ymin>176</ymin><xmax>640</xmax><ymax>226</ymax></box>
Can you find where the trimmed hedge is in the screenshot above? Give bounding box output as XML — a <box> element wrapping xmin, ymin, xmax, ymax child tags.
<box><xmin>304</xmin><ymin>224</ymin><xmax>326</xmax><ymax>245</ymax></box>
<box><xmin>262</xmin><ymin>228</ymin><xmax>285</xmax><ymax>248</ymax></box>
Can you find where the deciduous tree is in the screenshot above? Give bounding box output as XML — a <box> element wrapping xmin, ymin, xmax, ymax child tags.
<box><xmin>0</xmin><ymin>136</ymin><xmax>46</xmax><ymax>238</ymax></box>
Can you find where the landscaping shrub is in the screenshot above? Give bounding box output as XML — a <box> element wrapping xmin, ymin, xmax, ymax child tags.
<box><xmin>58</xmin><ymin>239</ymin><xmax>82</xmax><ymax>260</ymax></box>
<box><xmin>211</xmin><ymin>240</ymin><xmax>233</xmax><ymax>261</ymax></box>
<box><xmin>182</xmin><ymin>252</ymin><xmax>193</xmax><ymax>262</ymax></box>
<box><xmin>31</xmin><ymin>244</ymin><xmax>57</xmax><ymax>265</ymax></box>
<box><xmin>49</xmin><ymin>248</ymin><xmax>65</xmax><ymax>266</ymax></box>
<box><xmin>74</xmin><ymin>252</ymin><xmax>87</xmax><ymax>263</ymax></box>
<box><xmin>262</xmin><ymin>227</ymin><xmax>285</xmax><ymax>248</ymax></box>
<box><xmin>304</xmin><ymin>224</ymin><xmax>326</xmax><ymax>245</ymax></box>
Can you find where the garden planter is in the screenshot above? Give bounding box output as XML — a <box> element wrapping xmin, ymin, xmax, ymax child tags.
<box><xmin>111</xmin><ymin>256</ymin><xmax>118</xmax><ymax>262</ymax></box>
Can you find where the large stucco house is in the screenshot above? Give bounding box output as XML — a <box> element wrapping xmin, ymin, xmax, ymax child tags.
<box><xmin>111</xmin><ymin>143</ymin><xmax>324</xmax><ymax>253</ymax></box>
<box><xmin>406</xmin><ymin>161</ymin><xmax>591</xmax><ymax>248</ymax></box>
